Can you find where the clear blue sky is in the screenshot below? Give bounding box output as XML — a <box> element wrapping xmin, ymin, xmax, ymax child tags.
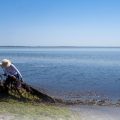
<box><xmin>0</xmin><ymin>0</ymin><xmax>120</xmax><ymax>46</ymax></box>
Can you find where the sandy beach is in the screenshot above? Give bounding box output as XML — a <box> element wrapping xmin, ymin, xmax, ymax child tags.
<box><xmin>70</xmin><ymin>105</ymin><xmax>120</xmax><ymax>120</ymax></box>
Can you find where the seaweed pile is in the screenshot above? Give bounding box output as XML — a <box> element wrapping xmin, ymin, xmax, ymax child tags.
<box><xmin>0</xmin><ymin>79</ymin><xmax>55</xmax><ymax>103</ymax></box>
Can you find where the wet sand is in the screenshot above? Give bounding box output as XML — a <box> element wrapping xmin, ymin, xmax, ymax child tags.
<box><xmin>70</xmin><ymin>105</ymin><xmax>120</xmax><ymax>120</ymax></box>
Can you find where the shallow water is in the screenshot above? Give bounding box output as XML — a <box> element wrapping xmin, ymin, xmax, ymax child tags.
<box><xmin>0</xmin><ymin>47</ymin><xmax>120</xmax><ymax>104</ymax></box>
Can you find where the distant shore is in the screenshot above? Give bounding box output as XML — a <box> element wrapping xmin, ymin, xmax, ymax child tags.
<box><xmin>1</xmin><ymin>46</ymin><xmax>120</xmax><ymax>48</ymax></box>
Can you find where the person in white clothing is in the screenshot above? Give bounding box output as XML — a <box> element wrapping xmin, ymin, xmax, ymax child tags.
<box><xmin>0</xmin><ymin>59</ymin><xmax>23</xmax><ymax>91</ymax></box>
<box><xmin>0</xmin><ymin>59</ymin><xmax>22</xmax><ymax>80</ymax></box>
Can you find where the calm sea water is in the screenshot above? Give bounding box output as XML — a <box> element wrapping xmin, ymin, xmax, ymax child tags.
<box><xmin>0</xmin><ymin>47</ymin><xmax>120</xmax><ymax>102</ymax></box>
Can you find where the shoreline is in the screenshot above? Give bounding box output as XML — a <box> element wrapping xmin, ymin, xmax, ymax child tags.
<box><xmin>70</xmin><ymin>105</ymin><xmax>120</xmax><ymax>120</ymax></box>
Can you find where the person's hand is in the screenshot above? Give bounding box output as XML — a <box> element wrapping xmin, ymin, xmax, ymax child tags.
<box><xmin>21</xmin><ymin>78</ymin><xmax>23</xmax><ymax>82</ymax></box>
<box><xmin>11</xmin><ymin>76</ymin><xmax>16</xmax><ymax>80</ymax></box>
<box><xmin>3</xmin><ymin>74</ymin><xmax>6</xmax><ymax>76</ymax></box>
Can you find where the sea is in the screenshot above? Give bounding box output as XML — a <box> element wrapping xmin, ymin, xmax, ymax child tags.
<box><xmin>0</xmin><ymin>47</ymin><xmax>120</xmax><ymax>104</ymax></box>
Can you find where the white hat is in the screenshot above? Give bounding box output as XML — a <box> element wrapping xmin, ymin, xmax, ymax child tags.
<box><xmin>1</xmin><ymin>59</ymin><xmax>12</xmax><ymax>67</ymax></box>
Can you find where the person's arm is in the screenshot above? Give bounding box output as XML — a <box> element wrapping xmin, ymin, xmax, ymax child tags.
<box><xmin>4</xmin><ymin>68</ymin><xmax>14</xmax><ymax>77</ymax></box>
<box><xmin>1</xmin><ymin>66</ymin><xmax>17</xmax><ymax>77</ymax></box>
<box><xmin>1</xmin><ymin>67</ymin><xmax>7</xmax><ymax>76</ymax></box>
<box><xmin>11</xmin><ymin>64</ymin><xmax>23</xmax><ymax>79</ymax></box>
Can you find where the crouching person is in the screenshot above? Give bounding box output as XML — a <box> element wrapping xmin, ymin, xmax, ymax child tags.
<box><xmin>0</xmin><ymin>59</ymin><xmax>23</xmax><ymax>94</ymax></box>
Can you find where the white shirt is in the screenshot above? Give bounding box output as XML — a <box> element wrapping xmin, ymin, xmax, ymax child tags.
<box><xmin>3</xmin><ymin>64</ymin><xmax>22</xmax><ymax>79</ymax></box>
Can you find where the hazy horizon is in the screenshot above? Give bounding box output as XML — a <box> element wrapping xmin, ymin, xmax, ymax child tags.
<box><xmin>1</xmin><ymin>45</ymin><xmax>120</xmax><ymax>48</ymax></box>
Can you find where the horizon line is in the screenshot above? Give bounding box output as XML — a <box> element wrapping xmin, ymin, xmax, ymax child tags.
<box><xmin>1</xmin><ymin>46</ymin><xmax>120</xmax><ymax>48</ymax></box>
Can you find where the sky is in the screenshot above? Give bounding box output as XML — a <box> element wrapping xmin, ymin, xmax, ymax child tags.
<box><xmin>0</xmin><ymin>0</ymin><xmax>120</xmax><ymax>46</ymax></box>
